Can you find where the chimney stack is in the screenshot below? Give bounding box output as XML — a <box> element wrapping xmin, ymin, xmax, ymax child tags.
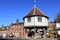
<box><xmin>16</xmin><ymin>18</ymin><xmax>19</xmax><ymax>24</ymax></box>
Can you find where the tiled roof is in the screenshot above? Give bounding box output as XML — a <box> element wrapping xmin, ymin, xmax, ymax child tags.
<box><xmin>0</xmin><ymin>26</ymin><xmax>10</xmax><ymax>31</ymax></box>
<box><xmin>10</xmin><ymin>22</ymin><xmax>24</xmax><ymax>26</ymax></box>
<box><xmin>23</xmin><ymin>7</ymin><xmax>49</xmax><ymax>19</ymax></box>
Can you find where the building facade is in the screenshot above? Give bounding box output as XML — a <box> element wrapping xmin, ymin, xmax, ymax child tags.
<box><xmin>23</xmin><ymin>7</ymin><xmax>49</xmax><ymax>38</ymax></box>
<box><xmin>0</xmin><ymin>20</ymin><xmax>26</xmax><ymax>38</ymax></box>
<box><xmin>0</xmin><ymin>6</ymin><xmax>58</xmax><ymax>38</ymax></box>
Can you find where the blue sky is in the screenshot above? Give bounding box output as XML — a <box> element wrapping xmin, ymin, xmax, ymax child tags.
<box><xmin>0</xmin><ymin>0</ymin><xmax>60</xmax><ymax>27</ymax></box>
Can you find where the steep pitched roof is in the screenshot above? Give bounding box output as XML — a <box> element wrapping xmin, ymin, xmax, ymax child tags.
<box><xmin>23</xmin><ymin>7</ymin><xmax>49</xmax><ymax>19</ymax></box>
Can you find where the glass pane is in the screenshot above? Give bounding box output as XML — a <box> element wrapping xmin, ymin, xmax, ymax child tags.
<box><xmin>28</xmin><ymin>17</ymin><xmax>31</xmax><ymax>22</ymax></box>
<box><xmin>38</xmin><ymin>17</ymin><xmax>42</xmax><ymax>22</ymax></box>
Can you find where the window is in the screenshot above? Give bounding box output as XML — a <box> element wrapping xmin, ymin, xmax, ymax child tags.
<box><xmin>14</xmin><ymin>26</ymin><xmax>15</xmax><ymax>28</ymax></box>
<box><xmin>27</xmin><ymin>17</ymin><xmax>31</xmax><ymax>22</ymax></box>
<box><xmin>38</xmin><ymin>17</ymin><xmax>42</xmax><ymax>22</ymax></box>
<box><xmin>7</xmin><ymin>27</ymin><xmax>9</xmax><ymax>29</ymax></box>
<box><xmin>2</xmin><ymin>27</ymin><xmax>4</xmax><ymax>29</ymax></box>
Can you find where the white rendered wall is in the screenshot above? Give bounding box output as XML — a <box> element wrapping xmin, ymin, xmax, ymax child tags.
<box><xmin>35</xmin><ymin>16</ymin><xmax>48</xmax><ymax>26</ymax></box>
<box><xmin>58</xmin><ymin>31</ymin><xmax>60</xmax><ymax>35</ymax></box>
<box><xmin>56</xmin><ymin>23</ymin><xmax>60</xmax><ymax>29</ymax></box>
<box><xmin>56</xmin><ymin>23</ymin><xmax>60</xmax><ymax>35</ymax></box>
<box><xmin>24</xmin><ymin>17</ymin><xmax>35</xmax><ymax>27</ymax></box>
<box><xmin>24</xmin><ymin>16</ymin><xmax>48</xmax><ymax>27</ymax></box>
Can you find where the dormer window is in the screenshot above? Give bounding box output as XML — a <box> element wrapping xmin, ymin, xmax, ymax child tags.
<box><xmin>27</xmin><ymin>17</ymin><xmax>31</xmax><ymax>22</ymax></box>
<box><xmin>38</xmin><ymin>17</ymin><xmax>42</xmax><ymax>22</ymax></box>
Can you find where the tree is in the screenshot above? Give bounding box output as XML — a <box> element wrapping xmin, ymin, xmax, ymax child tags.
<box><xmin>54</xmin><ymin>13</ymin><xmax>60</xmax><ymax>23</ymax></box>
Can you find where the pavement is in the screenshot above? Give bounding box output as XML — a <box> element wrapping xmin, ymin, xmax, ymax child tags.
<box><xmin>0</xmin><ymin>37</ymin><xmax>57</xmax><ymax>40</ymax></box>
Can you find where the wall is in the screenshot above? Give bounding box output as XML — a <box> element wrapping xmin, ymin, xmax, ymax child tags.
<box><xmin>9</xmin><ymin>24</ymin><xmax>26</xmax><ymax>37</ymax></box>
<box><xmin>56</xmin><ymin>23</ymin><xmax>60</xmax><ymax>35</ymax></box>
<box><xmin>56</xmin><ymin>23</ymin><xmax>60</xmax><ymax>29</ymax></box>
<box><xmin>0</xmin><ymin>23</ymin><xmax>26</xmax><ymax>38</ymax></box>
<box><xmin>24</xmin><ymin>16</ymin><xmax>48</xmax><ymax>27</ymax></box>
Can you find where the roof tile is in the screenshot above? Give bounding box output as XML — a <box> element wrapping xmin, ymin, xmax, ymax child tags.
<box><xmin>23</xmin><ymin>7</ymin><xmax>49</xmax><ymax>19</ymax></box>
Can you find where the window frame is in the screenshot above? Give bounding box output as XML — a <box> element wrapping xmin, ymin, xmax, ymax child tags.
<box><xmin>38</xmin><ymin>17</ymin><xmax>42</xmax><ymax>22</ymax></box>
<box><xmin>27</xmin><ymin>17</ymin><xmax>31</xmax><ymax>22</ymax></box>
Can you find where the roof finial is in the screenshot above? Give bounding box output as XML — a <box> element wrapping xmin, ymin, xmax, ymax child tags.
<box><xmin>34</xmin><ymin>0</ymin><xmax>36</xmax><ymax>7</ymax></box>
<box><xmin>33</xmin><ymin>0</ymin><xmax>36</xmax><ymax>15</ymax></box>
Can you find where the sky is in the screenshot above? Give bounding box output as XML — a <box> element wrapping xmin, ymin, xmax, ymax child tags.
<box><xmin>0</xmin><ymin>0</ymin><xmax>60</xmax><ymax>27</ymax></box>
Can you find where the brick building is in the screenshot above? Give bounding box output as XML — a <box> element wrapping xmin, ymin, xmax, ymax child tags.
<box><xmin>0</xmin><ymin>19</ymin><xmax>26</xmax><ymax>38</ymax></box>
<box><xmin>0</xmin><ymin>26</ymin><xmax>10</xmax><ymax>38</ymax></box>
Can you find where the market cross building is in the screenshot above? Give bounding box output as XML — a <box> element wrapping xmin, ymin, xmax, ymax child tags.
<box><xmin>23</xmin><ymin>6</ymin><xmax>49</xmax><ymax>37</ymax></box>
